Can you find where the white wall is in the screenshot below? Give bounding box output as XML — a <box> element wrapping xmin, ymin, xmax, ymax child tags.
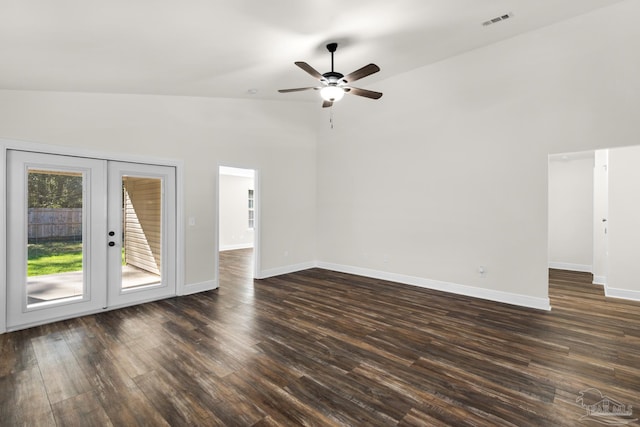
<box><xmin>607</xmin><ymin>145</ymin><xmax>640</xmax><ymax>300</ymax></box>
<box><xmin>316</xmin><ymin>0</ymin><xmax>640</xmax><ymax>309</ymax></box>
<box><xmin>548</xmin><ymin>154</ymin><xmax>594</xmax><ymax>272</ymax></box>
<box><xmin>219</xmin><ymin>174</ymin><xmax>254</xmax><ymax>251</ymax></box>
<box><xmin>0</xmin><ymin>91</ymin><xmax>318</xmax><ymax>291</ymax></box>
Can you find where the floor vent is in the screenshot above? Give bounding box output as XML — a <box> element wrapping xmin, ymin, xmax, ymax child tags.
<box><xmin>482</xmin><ymin>12</ymin><xmax>513</xmax><ymax>27</ymax></box>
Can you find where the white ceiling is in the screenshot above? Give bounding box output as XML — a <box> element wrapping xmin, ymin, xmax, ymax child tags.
<box><xmin>0</xmin><ymin>0</ymin><xmax>625</xmax><ymax>102</ymax></box>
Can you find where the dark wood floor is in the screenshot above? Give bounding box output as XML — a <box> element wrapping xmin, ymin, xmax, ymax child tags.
<box><xmin>2</xmin><ymin>250</ymin><xmax>640</xmax><ymax>426</ymax></box>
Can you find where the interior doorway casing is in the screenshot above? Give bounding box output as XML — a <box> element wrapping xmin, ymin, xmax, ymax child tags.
<box><xmin>548</xmin><ymin>151</ymin><xmax>595</xmax><ymax>275</ymax></box>
<box><xmin>1</xmin><ymin>145</ymin><xmax>7</xmax><ymax>333</ymax></box>
<box><xmin>0</xmin><ymin>138</ymin><xmax>185</xmax><ymax>334</ymax></box>
<box><xmin>592</xmin><ymin>150</ymin><xmax>608</xmax><ymax>286</ymax></box>
<box><xmin>217</xmin><ymin>165</ymin><xmax>260</xmax><ymax>284</ymax></box>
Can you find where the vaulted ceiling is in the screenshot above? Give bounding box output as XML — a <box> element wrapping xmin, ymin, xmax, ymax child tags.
<box><xmin>0</xmin><ymin>0</ymin><xmax>625</xmax><ymax>102</ymax></box>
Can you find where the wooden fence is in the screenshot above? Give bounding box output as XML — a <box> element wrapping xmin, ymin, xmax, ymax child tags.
<box><xmin>28</xmin><ymin>208</ymin><xmax>82</xmax><ymax>241</ymax></box>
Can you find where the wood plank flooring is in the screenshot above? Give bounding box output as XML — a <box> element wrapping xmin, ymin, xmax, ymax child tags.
<box><xmin>2</xmin><ymin>250</ymin><xmax>640</xmax><ymax>426</ymax></box>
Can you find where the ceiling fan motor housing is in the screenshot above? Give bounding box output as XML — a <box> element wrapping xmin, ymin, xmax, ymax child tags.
<box><xmin>322</xmin><ymin>71</ymin><xmax>345</xmax><ymax>84</ymax></box>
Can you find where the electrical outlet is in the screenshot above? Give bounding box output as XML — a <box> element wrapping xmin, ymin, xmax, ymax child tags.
<box><xmin>478</xmin><ymin>266</ymin><xmax>486</xmax><ymax>277</ymax></box>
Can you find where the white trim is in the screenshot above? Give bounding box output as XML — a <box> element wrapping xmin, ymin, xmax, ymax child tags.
<box><xmin>175</xmin><ymin>164</ymin><xmax>186</xmax><ymax>296</ymax></box>
<box><xmin>605</xmin><ymin>286</ymin><xmax>640</xmax><ymax>302</ymax></box>
<box><xmin>317</xmin><ymin>262</ymin><xmax>552</xmax><ymax>311</ymax></box>
<box><xmin>220</xmin><ymin>166</ymin><xmax>255</xmax><ymax>178</ymax></box>
<box><xmin>0</xmin><ymin>143</ymin><xmax>6</xmax><ymax>333</ymax></box>
<box><xmin>220</xmin><ymin>243</ymin><xmax>254</xmax><ymax>252</ymax></box>
<box><xmin>253</xmin><ymin>169</ymin><xmax>261</xmax><ymax>279</ymax></box>
<box><xmin>213</xmin><ymin>167</ymin><xmax>220</xmax><ymax>292</ymax></box>
<box><xmin>592</xmin><ymin>275</ymin><xmax>606</xmax><ymax>286</ymax></box>
<box><xmin>1</xmin><ymin>137</ymin><xmax>181</xmax><ymax>167</ymax></box>
<box><xmin>548</xmin><ymin>262</ymin><xmax>592</xmax><ymax>273</ymax></box>
<box><xmin>182</xmin><ymin>280</ymin><xmax>219</xmax><ymax>296</ymax></box>
<box><xmin>258</xmin><ymin>262</ymin><xmax>317</xmax><ymax>280</ymax></box>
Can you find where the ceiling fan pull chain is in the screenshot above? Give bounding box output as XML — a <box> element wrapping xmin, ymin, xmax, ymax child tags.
<box><xmin>330</xmin><ymin>106</ymin><xmax>334</xmax><ymax>129</ymax></box>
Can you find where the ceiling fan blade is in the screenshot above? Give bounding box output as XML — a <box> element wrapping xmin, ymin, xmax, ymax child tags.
<box><xmin>343</xmin><ymin>64</ymin><xmax>380</xmax><ymax>83</ymax></box>
<box><xmin>278</xmin><ymin>87</ymin><xmax>318</xmax><ymax>93</ymax></box>
<box><xmin>295</xmin><ymin>61</ymin><xmax>323</xmax><ymax>80</ymax></box>
<box><xmin>322</xmin><ymin>100</ymin><xmax>333</xmax><ymax>108</ymax></box>
<box><xmin>346</xmin><ymin>87</ymin><xmax>383</xmax><ymax>100</ymax></box>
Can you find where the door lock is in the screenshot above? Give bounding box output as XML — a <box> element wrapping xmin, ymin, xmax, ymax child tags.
<box><xmin>108</xmin><ymin>241</ymin><xmax>116</xmax><ymax>247</ymax></box>
<box><xmin>108</xmin><ymin>231</ymin><xmax>115</xmax><ymax>236</ymax></box>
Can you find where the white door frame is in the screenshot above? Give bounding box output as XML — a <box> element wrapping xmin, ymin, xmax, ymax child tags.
<box><xmin>592</xmin><ymin>149</ymin><xmax>609</xmax><ymax>286</ymax></box>
<box><xmin>1</xmin><ymin>138</ymin><xmax>185</xmax><ymax>334</ymax></box>
<box><xmin>216</xmin><ymin>165</ymin><xmax>261</xmax><ymax>283</ymax></box>
<box><xmin>1</xmin><ymin>144</ymin><xmax>7</xmax><ymax>334</ymax></box>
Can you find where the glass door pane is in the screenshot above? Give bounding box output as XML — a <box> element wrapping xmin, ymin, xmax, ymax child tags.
<box><xmin>27</xmin><ymin>170</ymin><xmax>84</xmax><ymax>306</ymax></box>
<box><xmin>121</xmin><ymin>176</ymin><xmax>162</xmax><ymax>289</ymax></box>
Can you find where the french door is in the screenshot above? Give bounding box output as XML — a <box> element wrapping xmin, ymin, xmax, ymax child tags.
<box><xmin>6</xmin><ymin>150</ymin><xmax>176</xmax><ymax>330</ymax></box>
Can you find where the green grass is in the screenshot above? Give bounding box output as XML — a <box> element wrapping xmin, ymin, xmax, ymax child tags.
<box><xmin>28</xmin><ymin>241</ymin><xmax>126</xmax><ymax>276</ymax></box>
<box><xmin>28</xmin><ymin>241</ymin><xmax>83</xmax><ymax>276</ymax></box>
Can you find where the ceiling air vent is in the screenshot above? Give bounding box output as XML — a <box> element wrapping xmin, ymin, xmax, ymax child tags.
<box><xmin>482</xmin><ymin>12</ymin><xmax>514</xmax><ymax>27</ymax></box>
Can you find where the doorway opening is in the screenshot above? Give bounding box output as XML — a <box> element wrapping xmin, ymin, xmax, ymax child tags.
<box><xmin>547</xmin><ymin>149</ymin><xmax>606</xmax><ymax>293</ymax></box>
<box><xmin>218</xmin><ymin>166</ymin><xmax>259</xmax><ymax>285</ymax></box>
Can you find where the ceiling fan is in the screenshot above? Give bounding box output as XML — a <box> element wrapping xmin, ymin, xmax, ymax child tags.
<box><xmin>278</xmin><ymin>43</ymin><xmax>383</xmax><ymax>108</ymax></box>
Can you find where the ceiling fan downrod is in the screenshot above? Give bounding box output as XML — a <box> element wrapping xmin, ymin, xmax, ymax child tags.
<box><xmin>323</xmin><ymin>43</ymin><xmax>344</xmax><ymax>83</ymax></box>
<box><xmin>327</xmin><ymin>43</ymin><xmax>338</xmax><ymax>73</ymax></box>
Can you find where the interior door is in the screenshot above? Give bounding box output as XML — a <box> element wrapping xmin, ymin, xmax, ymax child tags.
<box><xmin>6</xmin><ymin>151</ymin><xmax>177</xmax><ymax>330</ymax></box>
<box><xmin>107</xmin><ymin>161</ymin><xmax>176</xmax><ymax>307</ymax></box>
<box><xmin>6</xmin><ymin>150</ymin><xmax>108</xmax><ymax>329</ymax></box>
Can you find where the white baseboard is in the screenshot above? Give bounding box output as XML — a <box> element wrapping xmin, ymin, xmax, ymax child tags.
<box><xmin>605</xmin><ymin>286</ymin><xmax>640</xmax><ymax>302</ymax></box>
<box><xmin>592</xmin><ymin>275</ymin><xmax>606</xmax><ymax>286</ymax></box>
<box><xmin>181</xmin><ymin>279</ymin><xmax>218</xmax><ymax>295</ymax></box>
<box><xmin>220</xmin><ymin>243</ymin><xmax>254</xmax><ymax>252</ymax></box>
<box><xmin>548</xmin><ymin>262</ymin><xmax>592</xmax><ymax>273</ymax></box>
<box><xmin>258</xmin><ymin>261</ymin><xmax>317</xmax><ymax>280</ymax></box>
<box><xmin>316</xmin><ymin>262</ymin><xmax>551</xmax><ymax>311</ymax></box>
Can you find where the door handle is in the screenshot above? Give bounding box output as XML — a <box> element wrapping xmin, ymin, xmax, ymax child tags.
<box><xmin>108</xmin><ymin>241</ymin><xmax>116</xmax><ymax>247</ymax></box>
<box><xmin>108</xmin><ymin>231</ymin><xmax>115</xmax><ymax>236</ymax></box>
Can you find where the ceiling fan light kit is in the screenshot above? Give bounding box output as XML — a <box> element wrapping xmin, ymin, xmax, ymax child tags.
<box><xmin>279</xmin><ymin>42</ymin><xmax>382</xmax><ymax>108</ymax></box>
<box><xmin>320</xmin><ymin>85</ymin><xmax>345</xmax><ymax>102</ymax></box>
